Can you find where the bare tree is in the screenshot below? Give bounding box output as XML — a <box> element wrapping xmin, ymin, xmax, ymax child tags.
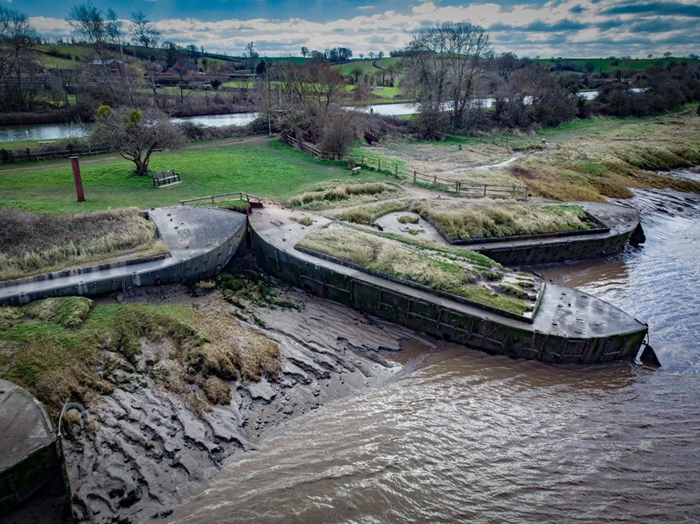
<box><xmin>0</xmin><ymin>6</ymin><xmax>39</xmax><ymax>111</ymax></box>
<box><xmin>92</xmin><ymin>106</ymin><xmax>185</xmax><ymax>176</ymax></box>
<box><xmin>68</xmin><ymin>2</ymin><xmax>121</xmax><ymax>102</ymax></box>
<box><xmin>404</xmin><ymin>22</ymin><xmax>491</xmax><ymax>130</ymax></box>
<box><xmin>105</xmin><ymin>8</ymin><xmax>134</xmax><ymax>105</ymax></box>
<box><xmin>494</xmin><ymin>52</ymin><xmax>519</xmax><ymax>81</ymax></box>
<box><xmin>130</xmin><ymin>11</ymin><xmax>161</xmax><ymax>107</ymax></box>
<box><xmin>245</xmin><ymin>41</ymin><xmax>259</xmax><ymax>58</ymax></box>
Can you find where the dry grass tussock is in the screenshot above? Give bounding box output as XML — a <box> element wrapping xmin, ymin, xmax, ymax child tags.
<box><xmin>414</xmin><ymin>199</ymin><xmax>595</xmax><ymax>240</ymax></box>
<box><xmin>336</xmin><ymin>200</ymin><xmax>408</xmax><ymax>225</ymax></box>
<box><xmin>0</xmin><ymin>298</ymin><xmax>281</xmax><ymax>420</ymax></box>
<box><xmin>189</xmin><ymin>305</ymin><xmax>282</xmax><ymax>383</ymax></box>
<box><xmin>289</xmin><ymin>215</ymin><xmax>315</xmax><ymax>226</ymax></box>
<box><xmin>287</xmin><ymin>182</ymin><xmax>394</xmax><ymax>208</ymax></box>
<box><xmin>298</xmin><ymin>226</ymin><xmax>539</xmax><ymax>316</ymax></box>
<box><xmin>510</xmin><ymin>114</ymin><xmax>700</xmax><ymax>201</ymax></box>
<box><xmin>0</xmin><ymin>207</ymin><xmax>168</xmax><ymax>281</ymax></box>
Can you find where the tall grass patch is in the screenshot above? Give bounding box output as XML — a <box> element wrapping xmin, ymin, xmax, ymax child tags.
<box><xmin>336</xmin><ymin>200</ymin><xmax>408</xmax><ymax>225</ymax></box>
<box><xmin>298</xmin><ymin>226</ymin><xmax>539</xmax><ymax>316</ymax></box>
<box><xmin>0</xmin><ymin>208</ymin><xmax>168</xmax><ymax>281</ymax></box>
<box><xmin>287</xmin><ymin>182</ymin><xmax>394</xmax><ymax>208</ymax></box>
<box><xmin>414</xmin><ymin>200</ymin><xmax>596</xmax><ymax>240</ymax></box>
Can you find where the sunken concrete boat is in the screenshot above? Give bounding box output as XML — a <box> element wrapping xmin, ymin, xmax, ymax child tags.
<box><xmin>0</xmin><ymin>379</ymin><xmax>64</xmax><ymax>516</ymax></box>
<box><xmin>249</xmin><ymin>205</ymin><xmax>648</xmax><ymax>365</ymax></box>
<box><xmin>0</xmin><ymin>206</ymin><xmax>246</xmax><ymax>306</ymax></box>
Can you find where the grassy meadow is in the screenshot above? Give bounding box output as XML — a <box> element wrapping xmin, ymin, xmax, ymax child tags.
<box><xmin>509</xmin><ymin>112</ymin><xmax>700</xmax><ymax>201</ymax></box>
<box><xmin>0</xmin><ymin>138</ymin><xmax>390</xmax><ymax>214</ymax></box>
<box><xmin>538</xmin><ymin>57</ymin><xmax>700</xmax><ymax>73</ymax></box>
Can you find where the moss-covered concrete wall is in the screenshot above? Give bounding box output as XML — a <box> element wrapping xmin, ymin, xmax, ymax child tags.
<box><xmin>0</xmin><ymin>444</ymin><xmax>62</xmax><ymax>515</ymax></box>
<box><xmin>473</xmin><ymin>229</ymin><xmax>633</xmax><ymax>266</ymax></box>
<box><xmin>252</xmin><ymin>229</ymin><xmax>645</xmax><ymax>365</ymax></box>
<box><xmin>1</xmin><ymin>230</ymin><xmax>246</xmax><ymax>307</ymax></box>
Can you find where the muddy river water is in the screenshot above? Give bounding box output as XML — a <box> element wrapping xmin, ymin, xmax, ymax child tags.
<box><xmin>170</xmin><ymin>184</ymin><xmax>700</xmax><ymax>523</ymax></box>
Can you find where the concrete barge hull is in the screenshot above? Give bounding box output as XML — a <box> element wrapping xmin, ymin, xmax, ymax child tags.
<box><xmin>470</xmin><ymin>202</ymin><xmax>641</xmax><ymax>266</ymax></box>
<box><xmin>251</xmin><ymin>225</ymin><xmax>646</xmax><ymax>365</ymax></box>
<box><xmin>0</xmin><ymin>207</ymin><xmax>247</xmax><ymax>307</ymax></box>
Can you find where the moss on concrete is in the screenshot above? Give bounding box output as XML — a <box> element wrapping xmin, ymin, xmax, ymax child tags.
<box><xmin>297</xmin><ymin>226</ymin><xmax>540</xmax><ymax>316</ymax></box>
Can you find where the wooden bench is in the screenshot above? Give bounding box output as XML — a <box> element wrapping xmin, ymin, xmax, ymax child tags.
<box><xmin>350</xmin><ymin>166</ymin><xmax>361</xmax><ymax>175</ymax></box>
<box><xmin>152</xmin><ymin>169</ymin><xmax>181</xmax><ymax>187</ymax></box>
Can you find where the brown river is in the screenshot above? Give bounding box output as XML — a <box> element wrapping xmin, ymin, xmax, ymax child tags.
<box><xmin>170</xmin><ymin>183</ymin><xmax>700</xmax><ymax>523</ymax></box>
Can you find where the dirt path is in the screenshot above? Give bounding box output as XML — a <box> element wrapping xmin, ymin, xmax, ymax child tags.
<box><xmin>446</xmin><ymin>152</ymin><xmax>524</xmax><ymax>173</ymax></box>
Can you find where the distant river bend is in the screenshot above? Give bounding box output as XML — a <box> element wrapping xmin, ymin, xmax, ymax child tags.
<box><xmin>0</xmin><ymin>91</ymin><xmax>613</xmax><ymax>144</ymax></box>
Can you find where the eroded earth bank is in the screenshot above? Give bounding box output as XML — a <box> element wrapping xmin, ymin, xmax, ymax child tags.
<box><xmin>57</xmin><ymin>267</ymin><xmax>434</xmax><ymax>523</ymax></box>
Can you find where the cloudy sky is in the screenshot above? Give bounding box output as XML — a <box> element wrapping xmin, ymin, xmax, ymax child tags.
<box><xmin>19</xmin><ymin>0</ymin><xmax>700</xmax><ymax>58</ymax></box>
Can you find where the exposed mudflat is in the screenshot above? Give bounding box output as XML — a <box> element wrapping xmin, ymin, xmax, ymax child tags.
<box><xmin>61</xmin><ymin>282</ymin><xmax>433</xmax><ymax>523</ymax></box>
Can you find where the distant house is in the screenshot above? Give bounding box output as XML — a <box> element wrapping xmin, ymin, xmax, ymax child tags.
<box><xmin>162</xmin><ymin>59</ymin><xmax>200</xmax><ymax>78</ymax></box>
<box><xmin>89</xmin><ymin>59</ymin><xmax>124</xmax><ymax>74</ymax></box>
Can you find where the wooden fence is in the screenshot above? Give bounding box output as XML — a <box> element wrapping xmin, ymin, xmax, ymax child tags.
<box><xmin>281</xmin><ymin>133</ymin><xmax>528</xmax><ymax>200</ymax></box>
<box><xmin>0</xmin><ymin>145</ymin><xmax>112</xmax><ymax>164</ymax></box>
<box><xmin>180</xmin><ymin>191</ymin><xmax>263</xmax><ymax>206</ymax></box>
<box><xmin>281</xmin><ymin>133</ymin><xmax>344</xmax><ymax>161</ymax></box>
<box><xmin>410</xmin><ymin>170</ymin><xmax>528</xmax><ymax>199</ymax></box>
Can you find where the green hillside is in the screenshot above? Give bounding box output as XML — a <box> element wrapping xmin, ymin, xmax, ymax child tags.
<box><xmin>539</xmin><ymin>57</ymin><xmax>700</xmax><ymax>73</ymax></box>
<box><xmin>334</xmin><ymin>57</ymin><xmax>402</xmax><ymax>75</ymax></box>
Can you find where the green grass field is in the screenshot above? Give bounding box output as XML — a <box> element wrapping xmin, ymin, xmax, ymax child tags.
<box><xmin>334</xmin><ymin>57</ymin><xmax>401</xmax><ymax>75</ymax></box>
<box><xmin>0</xmin><ymin>138</ymin><xmax>390</xmax><ymax>214</ymax></box>
<box><xmin>538</xmin><ymin>57</ymin><xmax>700</xmax><ymax>73</ymax></box>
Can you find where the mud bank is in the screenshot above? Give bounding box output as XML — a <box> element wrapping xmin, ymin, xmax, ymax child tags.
<box><xmin>59</xmin><ymin>283</ymin><xmax>430</xmax><ymax>523</ymax></box>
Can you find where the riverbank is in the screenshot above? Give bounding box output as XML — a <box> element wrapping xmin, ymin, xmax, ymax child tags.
<box><xmin>39</xmin><ymin>278</ymin><xmax>430</xmax><ymax>522</ymax></box>
<box><xmin>166</xmin><ymin>184</ymin><xmax>700</xmax><ymax>524</ymax></box>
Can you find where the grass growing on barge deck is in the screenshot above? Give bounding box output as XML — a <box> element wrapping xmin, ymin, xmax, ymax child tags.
<box><xmin>0</xmin><ymin>208</ymin><xmax>168</xmax><ymax>281</ymax></box>
<box><xmin>297</xmin><ymin>226</ymin><xmax>540</xmax><ymax>317</ymax></box>
<box><xmin>413</xmin><ymin>200</ymin><xmax>596</xmax><ymax>241</ymax></box>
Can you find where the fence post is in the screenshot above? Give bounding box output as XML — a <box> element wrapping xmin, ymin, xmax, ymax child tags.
<box><xmin>434</xmin><ymin>174</ymin><xmax>437</xmax><ymax>184</ymax></box>
<box><xmin>378</xmin><ymin>158</ymin><xmax>381</xmax><ymax>171</ymax></box>
<box><xmin>414</xmin><ymin>170</ymin><xmax>417</xmax><ymax>182</ymax></box>
<box><xmin>456</xmin><ymin>181</ymin><xmax>460</xmax><ymax>193</ymax></box>
<box><xmin>395</xmin><ymin>165</ymin><xmax>398</xmax><ymax>177</ymax></box>
<box><xmin>512</xmin><ymin>186</ymin><xmax>516</xmax><ymax>197</ymax></box>
<box><xmin>484</xmin><ymin>184</ymin><xmax>487</xmax><ymax>197</ymax></box>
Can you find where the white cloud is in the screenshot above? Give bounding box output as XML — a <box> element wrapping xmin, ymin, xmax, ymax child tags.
<box><xmin>29</xmin><ymin>0</ymin><xmax>699</xmax><ymax>58</ymax></box>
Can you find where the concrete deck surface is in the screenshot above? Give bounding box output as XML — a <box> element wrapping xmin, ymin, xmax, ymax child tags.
<box><xmin>0</xmin><ymin>206</ymin><xmax>246</xmax><ymax>305</ymax></box>
<box><xmin>252</xmin><ymin>205</ymin><xmax>645</xmax><ymax>340</ymax></box>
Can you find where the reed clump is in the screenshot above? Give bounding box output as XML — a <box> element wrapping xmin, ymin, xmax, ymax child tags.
<box><xmin>287</xmin><ymin>182</ymin><xmax>393</xmax><ymax>207</ymax></box>
<box><xmin>0</xmin><ymin>208</ymin><xmax>168</xmax><ymax>281</ymax></box>
<box><xmin>414</xmin><ymin>199</ymin><xmax>595</xmax><ymax>240</ymax></box>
